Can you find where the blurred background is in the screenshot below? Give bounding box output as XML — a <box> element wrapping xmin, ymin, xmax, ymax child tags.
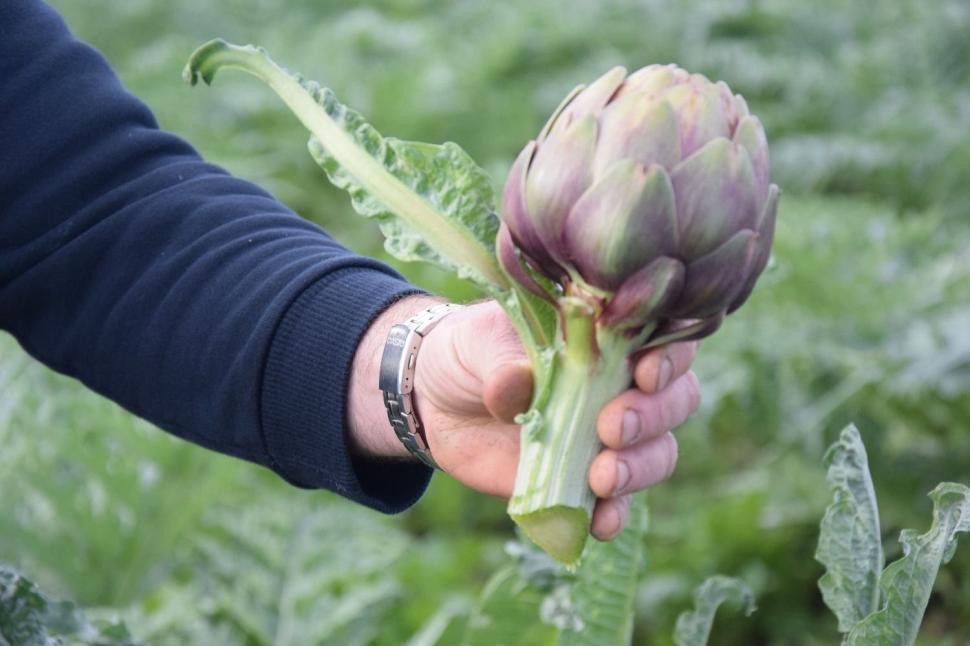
<box><xmin>2</xmin><ymin>0</ymin><xmax>969</xmax><ymax>643</ymax></box>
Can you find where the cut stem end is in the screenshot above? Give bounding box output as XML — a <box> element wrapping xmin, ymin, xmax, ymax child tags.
<box><xmin>512</xmin><ymin>506</ymin><xmax>590</xmax><ymax>567</ymax></box>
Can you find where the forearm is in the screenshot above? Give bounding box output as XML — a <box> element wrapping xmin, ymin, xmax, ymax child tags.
<box><xmin>0</xmin><ymin>0</ymin><xmax>433</xmax><ymax>511</ymax></box>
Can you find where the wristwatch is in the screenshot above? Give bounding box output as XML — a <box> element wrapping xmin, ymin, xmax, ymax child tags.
<box><xmin>378</xmin><ymin>302</ymin><xmax>463</xmax><ymax>469</ymax></box>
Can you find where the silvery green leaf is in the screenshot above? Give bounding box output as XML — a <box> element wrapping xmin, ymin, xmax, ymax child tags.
<box><xmin>184</xmin><ymin>40</ymin><xmax>507</xmax><ymax>292</ymax></box>
<box><xmin>461</xmin><ymin>495</ymin><xmax>649</xmax><ymax>646</ymax></box>
<box><xmin>846</xmin><ymin>483</ymin><xmax>970</xmax><ymax>646</ymax></box>
<box><xmin>672</xmin><ymin>576</ymin><xmax>756</xmax><ymax>646</ymax></box>
<box><xmin>558</xmin><ymin>493</ymin><xmax>649</xmax><ymax>646</ymax></box>
<box><xmin>815</xmin><ymin>424</ymin><xmax>883</xmax><ymax>632</ymax></box>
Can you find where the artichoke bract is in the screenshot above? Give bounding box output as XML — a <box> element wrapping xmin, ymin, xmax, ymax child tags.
<box><xmin>499</xmin><ymin>64</ymin><xmax>778</xmax><ymax>341</ymax></box>
<box><xmin>503</xmin><ymin>64</ymin><xmax>778</xmax><ymax>565</ymax></box>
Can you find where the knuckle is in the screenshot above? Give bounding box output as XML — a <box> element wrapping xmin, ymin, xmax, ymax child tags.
<box><xmin>666</xmin><ymin>373</ymin><xmax>699</xmax><ymax>428</ymax></box>
<box><xmin>682</xmin><ymin>340</ymin><xmax>699</xmax><ymax>363</ymax></box>
<box><xmin>634</xmin><ymin>350</ymin><xmax>663</xmax><ymax>391</ymax></box>
<box><xmin>618</xmin><ymin>493</ymin><xmax>632</xmax><ymax>514</ymax></box>
<box><xmin>662</xmin><ymin>433</ymin><xmax>679</xmax><ymax>479</ymax></box>
<box><xmin>590</xmin><ymin>450</ymin><xmax>617</xmax><ymax>492</ymax></box>
<box><xmin>659</xmin><ymin>390</ymin><xmax>679</xmax><ymax>431</ymax></box>
<box><xmin>465</xmin><ymin>303</ymin><xmax>528</xmax><ymax>370</ymax></box>
<box><xmin>602</xmin><ymin>395</ymin><xmax>636</xmax><ymax>447</ymax></box>
<box><xmin>641</xmin><ymin>398</ymin><xmax>666</xmax><ymax>437</ymax></box>
<box><xmin>668</xmin><ymin>342</ymin><xmax>692</xmax><ymax>374</ymax></box>
<box><xmin>606</xmin><ymin>497</ymin><xmax>630</xmax><ymax>537</ymax></box>
<box><xmin>685</xmin><ymin>370</ymin><xmax>701</xmax><ymax>410</ymax></box>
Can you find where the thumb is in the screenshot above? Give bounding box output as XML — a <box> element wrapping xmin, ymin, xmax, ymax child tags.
<box><xmin>455</xmin><ymin>302</ymin><xmax>534</xmax><ymax>423</ymax></box>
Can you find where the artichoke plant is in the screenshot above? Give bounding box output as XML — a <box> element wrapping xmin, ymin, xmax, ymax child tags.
<box><xmin>499</xmin><ymin>64</ymin><xmax>778</xmax><ymax>341</ymax></box>
<box><xmin>501</xmin><ymin>65</ymin><xmax>778</xmax><ymax>564</ymax></box>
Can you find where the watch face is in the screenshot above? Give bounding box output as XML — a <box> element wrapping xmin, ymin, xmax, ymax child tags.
<box><xmin>379</xmin><ymin>324</ymin><xmax>411</xmax><ymax>392</ymax></box>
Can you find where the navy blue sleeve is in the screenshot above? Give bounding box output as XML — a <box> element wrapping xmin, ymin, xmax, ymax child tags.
<box><xmin>0</xmin><ymin>0</ymin><xmax>433</xmax><ymax>511</ymax></box>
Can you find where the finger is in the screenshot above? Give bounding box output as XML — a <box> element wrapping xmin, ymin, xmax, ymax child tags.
<box><xmin>589</xmin><ymin>432</ymin><xmax>678</xmax><ymax>498</ymax></box>
<box><xmin>597</xmin><ymin>371</ymin><xmax>700</xmax><ymax>449</ymax></box>
<box><xmin>483</xmin><ymin>360</ymin><xmax>533</xmax><ymax>423</ymax></box>
<box><xmin>458</xmin><ymin>301</ymin><xmax>528</xmax><ymax>373</ymax></box>
<box><xmin>633</xmin><ymin>341</ymin><xmax>698</xmax><ymax>394</ymax></box>
<box><xmin>591</xmin><ymin>494</ymin><xmax>631</xmax><ymax>541</ymax></box>
<box><xmin>452</xmin><ymin>302</ymin><xmax>532</xmax><ymax>421</ymax></box>
<box><xmin>430</xmin><ymin>416</ymin><xmax>521</xmax><ymax>497</ymax></box>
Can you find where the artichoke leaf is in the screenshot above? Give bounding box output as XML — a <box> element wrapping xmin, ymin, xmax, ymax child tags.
<box><xmin>673</xmin><ymin>576</ymin><xmax>757</xmax><ymax>646</ymax></box>
<box><xmin>184</xmin><ymin>39</ymin><xmax>507</xmax><ymax>292</ymax></box>
<box><xmin>846</xmin><ymin>482</ymin><xmax>970</xmax><ymax>645</ymax></box>
<box><xmin>815</xmin><ymin>425</ymin><xmax>883</xmax><ymax>633</ymax></box>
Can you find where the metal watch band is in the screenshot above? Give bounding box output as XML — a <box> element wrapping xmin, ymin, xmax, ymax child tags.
<box><xmin>378</xmin><ymin>303</ymin><xmax>463</xmax><ymax>469</ymax></box>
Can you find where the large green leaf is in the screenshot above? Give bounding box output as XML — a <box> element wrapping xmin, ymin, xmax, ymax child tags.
<box><xmin>183</xmin><ymin>39</ymin><xmax>507</xmax><ymax>292</ymax></box>
<box><xmin>558</xmin><ymin>493</ymin><xmax>649</xmax><ymax>646</ymax></box>
<box><xmin>815</xmin><ymin>424</ymin><xmax>883</xmax><ymax>632</ymax></box>
<box><xmin>672</xmin><ymin>576</ymin><xmax>756</xmax><ymax>646</ymax></box>
<box><xmin>461</xmin><ymin>494</ymin><xmax>649</xmax><ymax>646</ymax></box>
<box><xmin>846</xmin><ymin>483</ymin><xmax>970</xmax><ymax>645</ymax></box>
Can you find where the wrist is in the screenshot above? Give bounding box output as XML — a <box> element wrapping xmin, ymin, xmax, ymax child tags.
<box><xmin>347</xmin><ymin>293</ymin><xmax>445</xmax><ymax>459</ymax></box>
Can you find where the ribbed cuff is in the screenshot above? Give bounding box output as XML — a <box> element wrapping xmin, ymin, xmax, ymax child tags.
<box><xmin>259</xmin><ymin>266</ymin><xmax>432</xmax><ymax>513</ymax></box>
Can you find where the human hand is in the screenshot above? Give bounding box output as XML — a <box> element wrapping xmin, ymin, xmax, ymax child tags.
<box><xmin>348</xmin><ymin>296</ymin><xmax>700</xmax><ymax>540</ymax></box>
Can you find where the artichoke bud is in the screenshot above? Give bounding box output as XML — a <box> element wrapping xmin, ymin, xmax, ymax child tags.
<box><xmin>499</xmin><ymin>63</ymin><xmax>778</xmax><ymax>335</ymax></box>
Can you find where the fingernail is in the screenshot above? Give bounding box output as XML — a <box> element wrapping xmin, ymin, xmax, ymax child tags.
<box><xmin>614</xmin><ymin>460</ymin><xmax>631</xmax><ymax>495</ymax></box>
<box><xmin>657</xmin><ymin>356</ymin><xmax>674</xmax><ymax>390</ymax></box>
<box><xmin>621</xmin><ymin>410</ymin><xmax>641</xmax><ymax>445</ymax></box>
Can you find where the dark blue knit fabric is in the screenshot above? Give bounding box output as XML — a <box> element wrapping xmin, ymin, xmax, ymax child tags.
<box><xmin>0</xmin><ymin>0</ymin><xmax>432</xmax><ymax>511</ymax></box>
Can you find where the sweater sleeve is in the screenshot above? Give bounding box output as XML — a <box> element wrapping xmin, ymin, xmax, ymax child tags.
<box><xmin>0</xmin><ymin>0</ymin><xmax>433</xmax><ymax>511</ymax></box>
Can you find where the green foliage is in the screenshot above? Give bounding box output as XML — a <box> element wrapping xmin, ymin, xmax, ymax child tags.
<box><xmin>0</xmin><ymin>566</ymin><xmax>132</xmax><ymax>645</ymax></box>
<box><xmin>184</xmin><ymin>39</ymin><xmax>507</xmax><ymax>292</ymax></box>
<box><xmin>558</xmin><ymin>495</ymin><xmax>649</xmax><ymax>645</ymax></box>
<box><xmin>111</xmin><ymin>498</ymin><xmax>412</xmax><ymax>644</ymax></box>
<box><xmin>816</xmin><ymin>425</ymin><xmax>883</xmax><ymax>631</ymax></box>
<box><xmin>461</xmin><ymin>494</ymin><xmax>650</xmax><ymax>645</ymax></box>
<box><xmin>846</xmin><ymin>482</ymin><xmax>970</xmax><ymax>644</ymax></box>
<box><xmin>816</xmin><ymin>427</ymin><xmax>970</xmax><ymax>645</ymax></box>
<box><xmin>0</xmin><ymin>339</ymin><xmax>245</xmax><ymax>606</ymax></box>
<box><xmin>462</xmin><ymin>568</ymin><xmax>556</xmax><ymax>646</ymax></box>
<box><xmin>846</xmin><ymin>484</ymin><xmax>970</xmax><ymax>645</ymax></box>
<box><xmin>672</xmin><ymin>576</ymin><xmax>756</xmax><ymax>646</ymax></box>
<box><xmin>1</xmin><ymin>0</ymin><xmax>968</xmax><ymax>643</ymax></box>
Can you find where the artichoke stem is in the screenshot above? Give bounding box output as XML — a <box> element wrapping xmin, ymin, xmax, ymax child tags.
<box><xmin>509</xmin><ymin>310</ymin><xmax>639</xmax><ymax>566</ymax></box>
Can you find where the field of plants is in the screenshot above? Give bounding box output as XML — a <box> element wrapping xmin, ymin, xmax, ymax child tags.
<box><xmin>2</xmin><ymin>0</ymin><xmax>970</xmax><ymax>643</ymax></box>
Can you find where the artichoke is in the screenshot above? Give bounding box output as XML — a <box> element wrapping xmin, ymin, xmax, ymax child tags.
<box><xmin>499</xmin><ymin>64</ymin><xmax>779</xmax><ymax>342</ymax></box>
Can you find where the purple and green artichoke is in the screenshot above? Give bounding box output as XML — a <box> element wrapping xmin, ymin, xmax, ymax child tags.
<box><xmin>498</xmin><ymin>64</ymin><xmax>779</xmax><ymax>338</ymax></box>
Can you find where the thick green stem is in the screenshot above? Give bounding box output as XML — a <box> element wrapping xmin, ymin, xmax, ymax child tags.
<box><xmin>508</xmin><ymin>301</ymin><xmax>641</xmax><ymax>566</ymax></box>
